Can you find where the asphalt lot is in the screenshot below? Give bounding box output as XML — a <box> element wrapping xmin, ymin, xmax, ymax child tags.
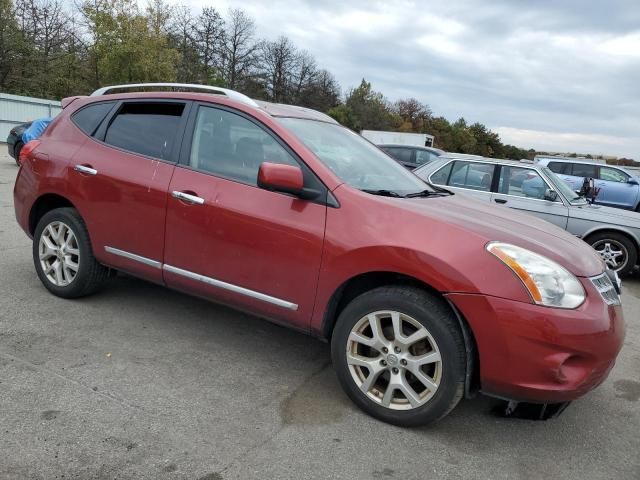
<box><xmin>1</xmin><ymin>148</ymin><xmax>639</xmax><ymax>480</ymax></box>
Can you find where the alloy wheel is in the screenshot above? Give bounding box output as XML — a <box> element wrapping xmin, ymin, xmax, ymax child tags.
<box><xmin>346</xmin><ymin>310</ymin><xmax>442</xmax><ymax>410</ymax></box>
<box><xmin>592</xmin><ymin>239</ymin><xmax>627</xmax><ymax>271</ymax></box>
<box><xmin>38</xmin><ymin>221</ymin><xmax>80</xmax><ymax>286</ymax></box>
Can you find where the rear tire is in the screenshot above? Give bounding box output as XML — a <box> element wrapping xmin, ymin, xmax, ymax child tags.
<box><xmin>33</xmin><ymin>207</ymin><xmax>109</xmax><ymax>298</ymax></box>
<box><xmin>14</xmin><ymin>141</ymin><xmax>23</xmax><ymax>166</ymax></box>
<box><xmin>331</xmin><ymin>286</ymin><xmax>466</xmax><ymax>427</ymax></box>
<box><xmin>586</xmin><ymin>231</ymin><xmax>637</xmax><ymax>277</ymax></box>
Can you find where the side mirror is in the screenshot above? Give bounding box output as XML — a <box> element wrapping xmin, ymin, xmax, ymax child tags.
<box><xmin>544</xmin><ymin>189</ymin><xmax>558</xmax><ymax>202</ymax></box>
<box><xmin>258</xmin><ymin>162</ymin><xmax>304</xmax><ymax>196</ymax></box>
<box><xmin>628</xmin><ymin>178</ymin><xmax>639</xmax><ymax>185</ymax></box>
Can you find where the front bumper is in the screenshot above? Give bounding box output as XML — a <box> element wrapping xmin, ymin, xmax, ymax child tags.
<box><xmin>446</xmin><ymin>278</ymin><xmax>625</xmax><ymax>403</ymax></box>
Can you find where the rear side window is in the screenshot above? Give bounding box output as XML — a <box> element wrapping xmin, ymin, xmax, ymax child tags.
<box><xmin>384</xmin><ymin>147</ymin><xmax>413</xmax><ymax>163</ymax></box>
<box><xmin>547</xmin><ymin>161</ymin><xmax>570</xmax><ymax>174</ymax></box>
<box><xmin>429</xmin><ymin>162</ymin><xmax>453</xmax><ymax>184</ymax></box>
<box><xmin>448</xmin><ymin>161</ymin><xmax>494</xmax><ymax>191</ymax></box>
<box><xmin>571</xmin><ymin>163</ymin><xmax>597</xmax><ymax>178</ymax></box>
<box><xmin>72</xmin><ymin>102</ymin><xmax>115</xmax><ymax>136</ymax></box>
<box><xmin>104</xmin><ymin>103</ymin><xmax>184</xmax><ymax>160</ymax></box>
<box><xmin>415</xmin><ymin>150</ymin><xmax>437</xmax><ymax>165</ymax></box>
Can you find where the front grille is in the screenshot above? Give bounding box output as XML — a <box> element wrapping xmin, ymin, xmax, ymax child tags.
<box><xmin>590</xmin><ymin>273</ymin><xmax>621</xmax><ymax>306</ymax></box>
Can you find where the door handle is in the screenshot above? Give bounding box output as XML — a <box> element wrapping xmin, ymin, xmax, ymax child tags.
<box><xmin>172</xmin><ymin>190</ymin><xmax>205</xmax><ymax>205</ymax></box>
<box><xmin>74</xmin><ymin>164</ymin><xmax>97</xmax><ymax>176</ymax></box>
<box><xmin>494</xmin><ymin>198</ymin><xmax>507</xmax><ymax>204</ymax></box>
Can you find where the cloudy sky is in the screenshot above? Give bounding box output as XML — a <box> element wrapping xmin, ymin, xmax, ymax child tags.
<box><xmin>183</xmin><ymin>0</ymin><xmax>640</xmax><ymax>157</ymax></box>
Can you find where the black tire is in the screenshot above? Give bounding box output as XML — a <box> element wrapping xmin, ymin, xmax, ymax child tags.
<box><xmin>14</xmin><ymin>141</ymin><xmax>23</xmax><ymax>166</ymax></box>
<box><xmin>33</xmin><ymin>207</ymin><xmax>109</xmax><ymax>298</ymax></box>
<box><xmin>586</xmin><ymin>231</ymin><xmax>637</xmax><ymax>277</ymax></box>
<box><xmin>331</xmin><ymin>286</ymin><xmax>466</xmax><ymax>427</ymax></box>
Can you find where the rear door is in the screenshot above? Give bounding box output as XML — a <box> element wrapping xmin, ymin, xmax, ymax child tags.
<box><xmin>491</xmin><ymin>164</ymin><xmax>569</xmax><ymax>228</ymax></box>
<box><xmin>432</xmin><ymin>160</ymin><xmax>496</xmax><ymax>202</ymax></box>
<box><xmin>67</xmin><ymin>100</ymin><xmax>190</xmax><ymax>281</ymax></box>
<box><xmin>162</xmin><ymin>103</ymin><xmax>327</xmax><ymax>329</ymax></box>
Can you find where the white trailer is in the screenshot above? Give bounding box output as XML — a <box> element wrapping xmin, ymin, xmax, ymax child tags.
<box><xmin>361</xmin><ymin>130</ymin><xmax>435</xmax><ymax>147</ymax></box>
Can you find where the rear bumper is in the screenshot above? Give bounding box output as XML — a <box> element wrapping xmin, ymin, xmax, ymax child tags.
<box><xmin>446</xmin><ymin>280</ymin><xmax>625</xmax><ymax>403</ymax></box>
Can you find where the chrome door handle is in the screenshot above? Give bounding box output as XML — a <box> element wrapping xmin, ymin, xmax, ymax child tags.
<box><xmin>74</xmin><ymin>164</ymin><xmax>97</xmax><ymax>176</ymax></box>
<box><xmin>172</xmin><ymin>191</ymin><xmax>205</xmax><ymax>205</ymax></box>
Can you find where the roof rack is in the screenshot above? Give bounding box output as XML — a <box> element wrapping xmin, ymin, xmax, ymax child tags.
<box><xmin>90</xmin><ymin>83</ymin><xmax>259</xmax><ymax>108</ymax></box>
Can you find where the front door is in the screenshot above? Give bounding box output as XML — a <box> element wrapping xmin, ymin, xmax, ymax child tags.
<box><xmin>162</xmin><ymin>104</ymin><xmax>327</xmax><ymax>329</ymax></box>
<box><xmin>596</xmin><ymin>166</ymin><xmax>636</xmax><ymax>209</ymax></box>
<box><xmin>67</xmin><ymin>100</ymin><xmax>189</xmax><ymax>281</ymax></box>
<box><xmin>491</xmin><ymin>165</ymin><xmax>569</xmax><ymax>228</ymax></box>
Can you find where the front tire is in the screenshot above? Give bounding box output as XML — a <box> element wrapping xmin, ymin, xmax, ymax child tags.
<box><xmin>331</xmin><ymin>286</ymin><xmax>466</xmax><ymax>427</ymax></box>
<box><xmin>33</xmin><ymin>208</ymin><xmax>109</xmax><ymax>298</ymax></box>
<box><xmin>586</xmin><ymin>231</ymin><xmax>637</xmax><ymax>277</ymax></box>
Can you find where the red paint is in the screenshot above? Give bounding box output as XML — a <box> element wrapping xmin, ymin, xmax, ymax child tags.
<box><xmin>13</xmin><ymin>91</ymin><xmax>625</xmax><ymax>404</ymax></box>
<box><xmin>257</xmin><ymin>162</ymin><xmax>304</xmax><ymax>194</ymax></box>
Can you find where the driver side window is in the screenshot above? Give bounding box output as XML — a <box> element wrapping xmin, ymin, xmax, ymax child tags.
<box><xmin>189</xmin><ymin>106</ymin><xmax>297</xmax><ymax>184</ymax></box>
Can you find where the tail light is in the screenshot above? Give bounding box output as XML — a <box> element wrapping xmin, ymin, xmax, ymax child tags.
<box><xmin>19</xmin><ymin>139</ymin><xmax>41</xmax><ymax>165</ymax></box>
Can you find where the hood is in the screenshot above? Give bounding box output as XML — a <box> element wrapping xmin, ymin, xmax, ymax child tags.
<box><xmin>569</xmin><ymin>203</ymin><xmax>640</xmax><ymax>228</ymax></box>
<box><xmin>401</xmin><ymin>194</ymin><xmax>604</xmax><ymax>277</ymax></box>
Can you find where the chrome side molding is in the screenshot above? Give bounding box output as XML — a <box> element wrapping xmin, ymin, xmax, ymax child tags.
<box><xmin>103</xmin><ymin>246</ymin><xmax>298</xmax><ymax>310</ymax></box>
<box><xmin>163</xmin><ymin>264</ymin><xmax>298</xmax><ymax>311</ymax></box>
<box><xmin>104</xmin><ymin>246</ymin><xmax>162</xmax><ymax>268</ymax></box>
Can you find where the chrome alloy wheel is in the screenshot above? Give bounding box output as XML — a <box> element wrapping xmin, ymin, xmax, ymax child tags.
<box><xmin>38</xmin><ymin>221</ymin><xmax>80</xmax><ymax>286</ymax></box>
<box><xmin>346</xmin><ymin>310</ymin><xmax>442</xmax><ymax>410</ymax></box>
<box><xmin>592</xmin><ymin>239</ymin><xmax>628</xmax><ymax>271</ymax></box>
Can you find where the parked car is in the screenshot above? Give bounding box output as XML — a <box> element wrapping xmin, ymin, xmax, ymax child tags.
<box><xmin>6</xmin><ymin>121</ymin><xmax>32</xmax><ymax>165</ymax></box>
<box><xmin>14</xmin><ymin>83</ymin><xmax>624</xmax><ymax>427</ymax></box>
<box><xmin>535</xmin><ymin>157</ymin><xmax>640</xmax><ymax>211</ymax></box>
<box><xmin>415</xmin><ymin>157</ymin><xmax>640</xmax><ymax>275</ymax></box>
<box><xmin>379</xmin><ymin>144</ymin><xmax>444</xmax><ymax>170</ymax></box>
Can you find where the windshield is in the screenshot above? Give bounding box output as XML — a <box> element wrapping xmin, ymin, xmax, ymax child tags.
<box><xmin>542</xmin><ymin>167</ymin><xmax>587</xmax><ymax>205</ymax></box>
<box><xmin>277</xmin><ymin>118</ymin><xmax>434</xmax><ymax>195</ymax></box>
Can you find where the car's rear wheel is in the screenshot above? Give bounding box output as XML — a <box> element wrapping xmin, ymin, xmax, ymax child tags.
<box><xmin>14</xmin><ymin>141</ymin><xmax>24</xmax><ymax>166</ymax></box>
<box><xmin>33</xmin><ymin>208</ymin><xmax>109</xmax><ymax>298</ymax></box>
<box><xmin>586</xmin><ymin>231</ymin><xmax>637</xmax><ymax>276</ymax></box>
<box><xmin>331</xmin><ymin>286</ymin><xmax>466</xmax><ymax>427</ymax></box>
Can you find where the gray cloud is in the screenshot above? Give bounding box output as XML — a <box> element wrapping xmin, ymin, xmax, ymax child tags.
<box><xmin>187</xmin><ymin>0</ymin><xmax>640</xmax><ymax>156</ymax></box>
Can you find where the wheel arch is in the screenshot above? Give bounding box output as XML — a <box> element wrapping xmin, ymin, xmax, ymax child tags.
<box><xmin>29</xmin><ymin>193</ymin><xmax>77</xmax><ymax>235</ymax></box>
<box><xmin>582</xmin><ymin>226</ymin><xmax>640</xmax><ymax>252</ymax></box>
<box><xmin>319</xmin><ymin>270</ymin><xmax>480</xmax><ymax>397</ymax></box>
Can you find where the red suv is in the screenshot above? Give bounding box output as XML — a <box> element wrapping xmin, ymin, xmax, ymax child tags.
<box><xmin>14</xmin><ymin>84</ymin><xmax>625</xmax><ymax>426</ymax></box>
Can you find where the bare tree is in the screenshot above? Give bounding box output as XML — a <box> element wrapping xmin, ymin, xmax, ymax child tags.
<box><xmin>194</xmin><ymin>6</ymin><xmax>224</xmax><ymax>85</ymax></box>
<box><xmin>221</xmin><ymin>8</ymin><xmax>258</xmax><ymax>90</ymax></box>
<box><xmin>169</xmin><ymin>4</ymin><xmax>198</xmax><ymax>83</ymax></box>
<box><xmin>259</xmin><ymin>35</ymin><xmax>299</xmax><ymax>103</ymax></box>
<box><xmin>290</xmin><ymin>49</ymin><xmax>316</xmax><ymax>102</ymax></box>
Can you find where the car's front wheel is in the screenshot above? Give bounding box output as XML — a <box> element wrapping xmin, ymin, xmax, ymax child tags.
<box><xmin>586</xmin><ymin>231</ymin><xmax>637</xmax><ymax>276</ymax></box>
<box><xmin>33</xmin><ymin>207</ymin><xmax>109</xmax><ymax>298</ymax></box>
<box><xmin>331</xmin><ymin>286</ymin><xmax>466</xmax><ymax>427</ymax></box>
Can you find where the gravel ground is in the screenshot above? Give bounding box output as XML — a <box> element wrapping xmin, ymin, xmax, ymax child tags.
<box><xmin>1</xmin><ymin>148</ymin><xmax>639</xmax><ymax>480</ymax></box>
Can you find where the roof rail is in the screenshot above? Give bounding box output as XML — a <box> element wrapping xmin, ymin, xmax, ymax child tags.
<box><xmin>90</xmin><ymin>83</ymin><xmax>259</xmax><ymax>108</ymax></box>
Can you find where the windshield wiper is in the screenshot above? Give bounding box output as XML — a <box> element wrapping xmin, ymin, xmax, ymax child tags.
<box><xmin>404</xmin><ymin>189</ymin><xmax>450</xmax><ymax>198</ymax></box>
<box><xmin>361</xmin><ymin>189</ymin><xmax>403</xmax><ymax>198</ymax></box>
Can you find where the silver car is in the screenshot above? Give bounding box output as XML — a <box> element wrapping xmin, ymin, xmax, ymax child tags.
<box><xmin>414</xmin><ymin>156</ymin><xmax>640</xmax><ymax>275</ymax></box>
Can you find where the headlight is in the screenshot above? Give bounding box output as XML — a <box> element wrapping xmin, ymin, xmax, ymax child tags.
<box><xmin>486</xmin><ymin>242</ymin><xmax>585</xmax><ymax>309</ymax></box>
